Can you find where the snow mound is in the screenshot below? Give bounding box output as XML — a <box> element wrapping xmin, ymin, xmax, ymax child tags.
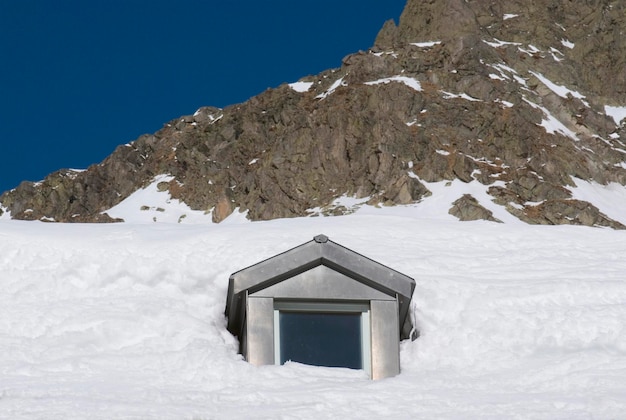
<box><xmin>2</xmin><ymin>209</ymin><xmax>626</xmax><ymax>418</ymax></box>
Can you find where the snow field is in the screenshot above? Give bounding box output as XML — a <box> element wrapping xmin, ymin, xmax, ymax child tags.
<box><xmin>1</xmin><ymin>213</ymin><xmax>626</xmax><ymax>419</ymax></box>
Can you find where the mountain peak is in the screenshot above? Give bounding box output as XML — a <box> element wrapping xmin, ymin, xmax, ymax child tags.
<box><xmin>377</xmin><ymin>0</ymin><xmax>626</xmax><ymax>99</ymax></box>
<box><xmin>376</xmin><ymin>0</ymin><xmax>478</xmax><ymax>47</ymax></box>
<box><xmin>2</xmin><ymin>0</ymin><xmax>626</xmax><ymax>228</ymax></box>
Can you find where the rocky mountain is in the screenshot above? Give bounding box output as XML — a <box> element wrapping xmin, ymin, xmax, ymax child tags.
<box><xmin>2</xmin><ymin>0</ymin><xmax>626</xmax><ymax>227</ymax></box>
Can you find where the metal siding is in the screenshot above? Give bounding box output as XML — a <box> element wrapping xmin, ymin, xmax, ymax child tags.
<box><xmin>370</xmin><ymin>299</ymin><xmax>400</xmax><ymax>380</ymax></box>
<box><xmin>231</xmin><ymin>242</ymin><xmax>323</xmax><ymax>295</ymax></box>
<box><xmin>225</xmin><ymin>237</ymin><xmax>415</xmax><ymax>339</ymax></box>
<box><xmin>245</xmin><ymin>296</ymin><xmax>275</xmax><ymax>366</ymax></box>
<box><xmin>321</xmin><ymin>242</ymin><xmax>415</xmax><ymax>298</ymax></box>
<box><xmin>250</xmin><ymin>265</ymin><xmax>394</xmax><ymax>301</ymax></box>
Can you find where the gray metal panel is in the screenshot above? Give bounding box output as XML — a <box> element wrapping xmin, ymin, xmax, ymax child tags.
<box><xmin>320</xmin><ymin>242</ymin><xmax>415</xmax><ymax>299</ymax></box>
<box><xmin>251</xmin><ymin>265</ymin><xmax>394</xmax><ymax>301</ymax></box>
<box><xmin>230</xmin><ymin>241</ymin><xmax>323</xmax><ymax>295</ymax></box>
<box><xmin>245</xmin><ymin>296</ymin><xmax>275</xmax><ymax>366</ymax></box>
<box><xmin>226</xmin><ymin>241</ymin><xmax>324</xmax><ymax>333</ymax></box>
<box><xmin>228</xmin><ymin>237</ymin><xmax>414</xmax><ymax>299</ymax></box>
<box><xmin>370</xmin><ymin>299</ymin><xmax>400</xmax><ymax>380</ymax></box>
<box><xmin>226</xmin><ymin>235</ymin><xmax>416</xmax><ymax>341</ymax></box>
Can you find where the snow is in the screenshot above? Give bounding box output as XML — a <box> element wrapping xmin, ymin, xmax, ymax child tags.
<box><xmin>207</xmin><ymin>113</ymin><xmax>223</xmax><ymax>125</ymax></box>
<box><xmin>405</xmin><ymin>177</ymin><xmax>522</xmax><ymax>224</ymax></box>
<box><xmin>371</xmin><ymin>50</ymin><xmax>398</xmax><ymax>58</ymax></box>
<box><xmin>105</xmin><ymin>174</ymin><xmax>214</xmax><ymax>224</ymax></box>
<box><xmin>440</xmin><ymin>91</ymin><xmax>481</xmax><ymax>101</ymax></box>
<box><xmin>305</xmin><ymin>195</ymin><xmax>372</xmax><ymax>217</ymax></box>
<box><xmin>488</xmin><ymin>63</ymin><xmax>528</xmax><ymax>87</ymax></box>
<box><xmin>406</xmin><ymin>119</ymin><xmax>419</xmax><ymax>127</ymax></box>
<box><xmin>0</xmin><ymin>204</ymin><xmax>11</xmax><ymax>220</ymax></box>
<box><xmin>519</xmin><ymin>44</ymin><xmax>542</xmax><ymax>56</ymax></box>
<box><xmin>3</xmin><ymin>180</ymin><xmax>626</xmax><ymax>418</ymax></box>
<box><xmin>529</xmin><ymin>71</ymin><xmax>589</xmax><ymax>106</ymax></box>
<box><xmin>523</xmin><ymin>98</ymin><xmax>579</xmax><ymax>141</ymax></box>
<box><xmin>495</xmin><ymin>98</ymin><xmax>514</xmax><ymax>108</ymax></box>
<box><xmin>410</xmin><ymin>41</ymin><xmax>441</xmax><ymax>48</ymax></box>
<box><xmin>605</xmin><ymin>105</ymin><xmax>626</xmax><ymax>126</ymax></box>
<box><xmin>483</xmin><ymin>38</ymin><xmax>522</xmax><ymax>48</ymax></box>
<box><xmin>503</xmin><ymin>13</ymin><xmax>519</xmax><ymax>20</ymax></box>
<box><xmin>288</xmin><ymin>81</ymin><xmax>314</xmax><ymax>93</ymax></box>
<box><xmin>561</xmin><ymin>39</ymin><xmax>575</xmax><ymax>49</ymax></box>
<box><xmin>549</xmin><ymin>46</ymin><xmax>564</xmax><ymax>57</ymax></box>
<box><xmin>365</xmin><ymin>76</ymin><xmax>422</xmax><ymax>92</ymax></box>
<box><xmin>568</xmin><ymin>178</ymin><xmax>626</xmax><ymax>225</ymax></box>
<box><xmin>315</xmin><ymin>76</ymin><xmax>347</xmax><ymax>99</ymax></box>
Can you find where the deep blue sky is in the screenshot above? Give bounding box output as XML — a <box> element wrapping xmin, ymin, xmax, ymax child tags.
<box><xmin>0</xmin><ymin>1</ymin><xmax>406</xmax><ymax>193</ymax></box>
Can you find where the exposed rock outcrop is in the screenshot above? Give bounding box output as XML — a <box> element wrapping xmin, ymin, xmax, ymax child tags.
<box><xmin>449</xmin><ymin>194</ymin><xmax>501</xmax><ymax>223</ymax></box>
<box><xmin>2</xmin><ymin>0</ymin><xmax>626</xmax><ymax>228</ymax></box>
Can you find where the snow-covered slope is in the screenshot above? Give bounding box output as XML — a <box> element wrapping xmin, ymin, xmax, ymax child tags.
<box><xmin>2</xmin><ymin>194</ymin><xmax>626</xmax><ymax>418</ymax></box>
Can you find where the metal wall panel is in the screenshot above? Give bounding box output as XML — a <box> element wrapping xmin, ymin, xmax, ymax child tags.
<box><xmin>225</xmin><ymin>236</ymin><xmax>415</xmax><ymax>340</ymax></box>
<box><xmin>370</xmin><ymin>299</ymin><xmax>400</xmax><ymax>380</ymax></box>
<box><xmin>320</xmin><ymin>243</ymin><xmax>414</xmax><ymax>298</ymax></box>
<box><xmin>245</xmin><ymin>296</ymin><xmax>275</xmax><ymax>366</ymax></box>
<box><xmin>251</xmin><ymin>265</ymin><xmax>393</xmax><ymax>301</ymax></box>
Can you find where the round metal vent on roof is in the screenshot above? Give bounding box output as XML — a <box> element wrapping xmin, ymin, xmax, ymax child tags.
<box><xmin>313</xmin><ymin>234</ymin><xmax>329</xmax><ymax>243</ymax></box>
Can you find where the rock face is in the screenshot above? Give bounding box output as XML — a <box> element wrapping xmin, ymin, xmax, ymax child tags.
<box><xmin>2</xmin><ymin>0</ymin><xmax>626</xmax><ymax>228</ymax></box>
<box><xmin>449</xmin><ymin>194</ymin><xmax>501</xmax><ymax>223</ymax></box>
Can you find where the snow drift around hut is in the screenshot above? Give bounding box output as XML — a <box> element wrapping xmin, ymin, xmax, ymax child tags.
<box><xmin>2</xmin><ymin>203</ymin><xmax>626</xmax><ymax>419</ymax></box>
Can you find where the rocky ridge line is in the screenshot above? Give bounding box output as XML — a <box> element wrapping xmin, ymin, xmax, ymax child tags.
<box><xmin>1</xmin><ymin>0</ymin><xmax>625</xmax><ymax>228</ymax></box>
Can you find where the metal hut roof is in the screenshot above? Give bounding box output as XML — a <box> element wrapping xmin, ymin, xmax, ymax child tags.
<box><xmin>225</xmin><ymin>234</ymin><xmax>416</xmax><ymax>340</ymax></box>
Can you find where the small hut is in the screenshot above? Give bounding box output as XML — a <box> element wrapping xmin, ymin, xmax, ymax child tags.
<box><xmin>225</xmin><ymin>234</ymin><xmax>416</xmax><ymax>379</ymax></box>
